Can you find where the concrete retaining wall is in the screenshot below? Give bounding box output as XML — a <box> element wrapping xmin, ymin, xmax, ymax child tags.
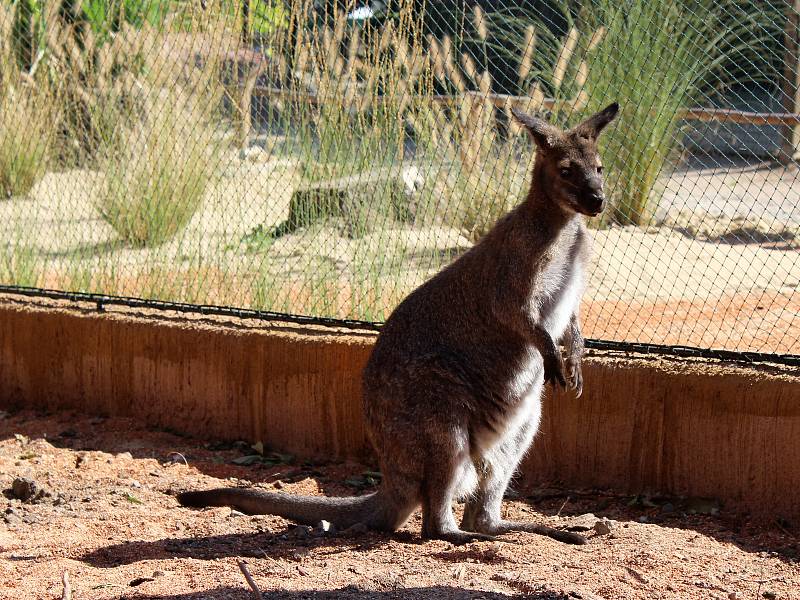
<box><xmin>1</xmin><ymin>294</ymin><xmax>797</xmax><ymax>521</ymax></box>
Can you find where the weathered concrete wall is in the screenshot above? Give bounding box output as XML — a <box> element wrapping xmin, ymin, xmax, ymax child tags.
<box><xmin>1</xmin><ymin>294</ymin><xmax>798</xmax><ymax>520</ymax></box>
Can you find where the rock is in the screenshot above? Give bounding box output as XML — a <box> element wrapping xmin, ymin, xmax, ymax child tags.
<box><xmin>593</xmin><ymin>519</ymin><xmax>612</xmax><ymax>536</ymax></box>
<box><xmin>115</xmin><ymin>452</ymin><xmax>133</xmax><ymax>461</ymax></box>
<box><xmin>566</xmin><ymin>513</ymin><xmax>598</xmax><ymax>532</ymax></box>
<box><xmin>762</xmin><ymin>592</ymin><xmax>777</xmax><ymax>599</ymax></box>
<box><xmin>229</xmin><ymin>509</ymin><xmax>246</xmax><ymax>518</ymax></box>
<box><xmin>9</xmin><ymin>477</ymin><xmax>48</xmax><ymax>503</ymax></box>
<box><xmin>661</xmin><ymin>502</ymin><xmax>675</xmax><ymax>514</ymax></box>
<box><xmin>3</xmin><ymin>507</ymin><xmax>22</xmax><ymax>525</ymax></box>
<box><xmin>276</xmin><ymin>166</ymin><xmax>424</xmax><ymax>239</ymax></box>
<box><xmin>729</xmin><ymin>592</ymin><xmax>741</xmax><ymax>600</ymax></box>
<box><xmin>637</xmin><ymin>515</ymin><xmax>649</xmax><ymax>523</ymax></box>
<box><xmin>314</xmin><ymin>520</ymin><xmax>335</xmax><ymax>535</ymax></box>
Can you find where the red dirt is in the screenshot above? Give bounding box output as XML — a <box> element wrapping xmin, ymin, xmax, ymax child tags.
<box><xmin>1</xmin><ymin>409</ymin><xmax>798</xmax><ymax>600</ymax></box>
<box><xmin>583</xmin><ymin>290</ymin><xmax>800</xmax><ymax>354</ymax></box>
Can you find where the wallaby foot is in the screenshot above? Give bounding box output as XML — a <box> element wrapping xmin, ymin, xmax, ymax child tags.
<box><xmin>478</xmin><ymin>519</ymin><xmax>586</xmax><ymax>545</ymax></box>
<box><xmin>423</xmin><ymin>527</ymin><xmax>497</xmax><ymax>545</ymax></box>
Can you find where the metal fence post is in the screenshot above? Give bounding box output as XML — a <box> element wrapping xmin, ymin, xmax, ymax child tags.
<box><xmin>780</xmin><ymin>0</ymin><xmax>800</xmax><ymax>163</ymax></box>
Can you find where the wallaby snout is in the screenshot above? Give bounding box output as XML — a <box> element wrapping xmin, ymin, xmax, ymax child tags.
<box><xmin>584</xmin><ymin>192</ymin><xmax>605</xmax><ymax>216</ymax></box>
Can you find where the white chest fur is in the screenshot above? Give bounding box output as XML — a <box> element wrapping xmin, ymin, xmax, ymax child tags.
<box><xmin>541</xmin><ymin>260</ymin><xmax>585</xmax><ymax>341</ymax></box>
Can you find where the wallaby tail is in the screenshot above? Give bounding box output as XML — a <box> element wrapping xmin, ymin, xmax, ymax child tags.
<box><xmin>177</xmin><ymin>487</ymin><xmax>392</xmax><ymax>531</ymax></box>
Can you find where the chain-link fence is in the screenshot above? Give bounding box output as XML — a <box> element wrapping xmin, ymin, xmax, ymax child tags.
<box><xmin>0</xmin><ymin>1</ymin><xmax>798</xmax><ymax>361</ymax></box>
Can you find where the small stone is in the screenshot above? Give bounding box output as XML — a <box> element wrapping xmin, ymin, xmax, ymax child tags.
<box><xmin>10</xmin><ymin>477</ymin><xmax>46</xmax><ymax>503</ymax></box>
<box><xmin>661</xmin><ymin>503</ymin><xmax>675</xmax><ymax>514</ymax></box>
<box><xmin>229</xmin><ymin>509</ymin><xmax>245</xmax><ymax>518</ymax></box>
<box><xmin>116</xmin><ymin>452</ymin><xmax>133</xmax><ymax>461</ymax></box>
<box><xmin>273</xmin><ymin>481</ymin><xmax>283</xmax><ymax>489</ymax></box>
<box><xmin>729</xmin><ymin>592</ymin><xmax>741</xmax><ymax>600</ymax></box>
<box><xmin>3</xmin><ymin>508</ymin><xmax>22</xmax><ymax>525</ymax></box>
<box><xmin>129</xmin><ymin>480</ymin><xmax>142</xmax><ymax>489</ymax></box>
<box><xmin>593</xmin><ymin>519</ymin><xmax>612</xmax><ymax>536</ymax></box>
<box><xmin>566</xmin><ymin>513</ymin><xmax>597</xmax><ymax>532</ymax></box>
<box><xmin>762</xmin><ymin>592</ymin><xmax>777</xmax><ymax>599</ymax></box>
<box><xmin>637</xmin><ymin>515</ymin><xmax>648</xmax><ymax>523</ymax></box>
<box><xmin>152</xmin><ymin>570</ymin><xmax>166</xmax><ymax>578</ymax></box>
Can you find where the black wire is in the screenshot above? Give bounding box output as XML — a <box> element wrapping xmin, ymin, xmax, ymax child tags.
<box><xmin>1</xmin><ymin>285</ymin><xmax>796</xmax><ymax>367</ymax></box>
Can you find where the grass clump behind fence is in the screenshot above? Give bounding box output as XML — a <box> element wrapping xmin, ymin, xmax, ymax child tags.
<box><xmin>0</xmin><ymin>5</ymin><xmax>54</xmax><ymax>199</ymax></box>
<box><xmin>97</xmin><ymin>87</ymin><xmax>222</xmax><ymax>247</ymax></box>
<box><xmin>570</xmin><ymin>0</ymin><xmax>778</xmax><ymax>225</ymax></box>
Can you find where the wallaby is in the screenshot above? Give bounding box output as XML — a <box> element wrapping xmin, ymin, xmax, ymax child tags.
<box><xmin>178</xmin><ymin>102</ymin><xmax>619</xmax><ymax>546</ymax></box>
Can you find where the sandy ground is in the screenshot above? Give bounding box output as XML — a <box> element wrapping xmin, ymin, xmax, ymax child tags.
<box><xmin>0</xmin><ymin>409</ymin><xmax>798</xmax><ymax>600</ymax></box>
<box><xmin>0</xmin><ymin>159</ymin><xmax>797</xmax><ymax>353</ymax></box>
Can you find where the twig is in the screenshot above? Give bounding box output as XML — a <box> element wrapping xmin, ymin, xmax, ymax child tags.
<box><xmin>61</xmin><ymin>572</ymin><xmax>72</xmax><ymax>600</ymax></box>
<box><xmin>556</xmin><ymin>496</ymin><xmax>571</xmax><ymax>517</ymax></box>
<box><xmin>237</xmin><ymin>560</ymin><xmax>264</xmax><ymax>600</ymax></box>
<box><xmin>167</xmin><ymin>452</ymin><xmax>189</xmax><ymax>466</ymax></box>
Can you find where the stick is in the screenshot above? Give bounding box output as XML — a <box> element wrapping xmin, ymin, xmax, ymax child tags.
<box><xmin>556</xmin><ymin>496</ymin><xmax>570</xmax><ymax>517</ymax></box>
<box><xmin>237</xmin><ymin>560</ymin><xmax>264</xmax><ymax>600</ymax></box>
<box><xmin>61</xmin><ymin>572</ymin><xmax>72</xmax><ymax>600</ymax></box>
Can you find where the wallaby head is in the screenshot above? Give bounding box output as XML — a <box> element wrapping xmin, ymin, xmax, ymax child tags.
<box><xmin>512</xmin><ymin>102</ymin><xmax>619</xmax><ymax>217</ymax></box>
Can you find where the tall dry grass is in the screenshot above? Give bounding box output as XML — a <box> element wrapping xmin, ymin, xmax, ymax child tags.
<box><xmin>0</xmin><ymin>4</ymin><xmax>57</xmax><ymax>199</ymax></box>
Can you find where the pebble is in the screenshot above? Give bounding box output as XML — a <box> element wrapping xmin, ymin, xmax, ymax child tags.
<box><xmin>762</xmin><ymin>592</ymin><xmax>777</xmax><ymax>599</ymax></box>
<box><xmin>3</xmin><ymin>508</ymin><xmax>22</xmax><ymax>525</ymax></box>
<box><xmin>593</xmin><ymin>519</ymin><xmax>612</xmax><ymax>536</ymax></box>
<box><xmin>10</xmin><ymin>477</ymin><xmax>49</xmax><ymax>503</ymax></box>
<box><xmin>728</xmin><ymin>592</ymin><xmax>741</xmax><ymax>600</ymax></box>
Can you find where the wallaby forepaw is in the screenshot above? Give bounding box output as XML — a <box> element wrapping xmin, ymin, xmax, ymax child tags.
<box><xmin>566</xmin><ymin>358</ymin><xmax>583</xmax><ymax>397</ymax></box>
<box><xmin>544</xmin><ymin>355</ymin><xmax>567</xmax><ymax>389</ymax></box>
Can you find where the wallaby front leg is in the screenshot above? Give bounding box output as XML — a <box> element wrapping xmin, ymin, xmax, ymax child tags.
<box><xmin>532</xmin><ymin>325</ymin><xmax>566</xmax><ymax>389</ymax></box>
<box><xmin>563</xmin><ymin>313</ymin><xmax>584</xmax><ymax>397</ymax></box>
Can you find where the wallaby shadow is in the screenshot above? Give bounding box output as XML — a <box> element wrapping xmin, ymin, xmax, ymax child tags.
<box><xmin>114</xmin><ymin>585</ymin><xmax>566</xmax><ymax>599</ymax></box>
<box><xmin>79</xmin><ymin>529</ymin><xmax>421</xmax><ymax>569</ymax></box>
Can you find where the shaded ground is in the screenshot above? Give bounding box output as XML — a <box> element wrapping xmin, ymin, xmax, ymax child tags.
<box><xmin>0</xmin><ymin>409</ymin><xmax>798</xmax><ymax>600</ymax></box>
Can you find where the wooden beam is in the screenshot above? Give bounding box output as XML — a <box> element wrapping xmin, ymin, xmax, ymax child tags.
<box><xmin>251</xmin><ymin>85</ymin><xmax>800</xmax><ymax>127</ymax></box>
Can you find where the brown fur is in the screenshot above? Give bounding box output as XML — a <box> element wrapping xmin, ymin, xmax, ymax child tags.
<box><xmin>178</xmin><ymin>103</ymin><xmax>619</xmax><ymax>546</ymax></box>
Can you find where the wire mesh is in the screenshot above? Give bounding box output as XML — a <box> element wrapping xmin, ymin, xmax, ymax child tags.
<box><xmin>0</xmin><ymin>0</ymin><xmax>797</xmax><ymax>359</ymax></box>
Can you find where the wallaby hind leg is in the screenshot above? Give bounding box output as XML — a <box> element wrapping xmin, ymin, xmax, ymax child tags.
<box><xmin>462</xmin><ymin>420</ymin><xmax>587</xmax><ymax>545</ymax></box>
<box><xmin>420</xmin><ymin>431</ymin><xmax>495</xmax><ymax>545</ymax></box>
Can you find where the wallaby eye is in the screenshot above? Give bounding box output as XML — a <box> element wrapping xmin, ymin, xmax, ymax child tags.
<box><xmin>560</xmin><ymin>167</ymin><xmax>571</xmax><ymax>178</ymax></box>
<box><xmin>596</xmin><ymin>166</ymin><xmax>603</xmax><ymax>174</ymax></box>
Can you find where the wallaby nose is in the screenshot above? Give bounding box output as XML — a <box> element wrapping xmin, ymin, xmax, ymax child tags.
<box><xmin>587</xmin><ymin>192</ymin><xmax>605</xmax><ymax>214</ymax></box>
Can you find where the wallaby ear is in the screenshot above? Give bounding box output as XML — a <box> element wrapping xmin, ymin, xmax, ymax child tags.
<box><xmin>574</xmin><ymin>102</ymin><xmax>619</xmax><ymax>138</ymax></box>
<box><xmin>511</xmin><ymin>108</ymin><xmax>561</xmax><ymax>150</ymax></box>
